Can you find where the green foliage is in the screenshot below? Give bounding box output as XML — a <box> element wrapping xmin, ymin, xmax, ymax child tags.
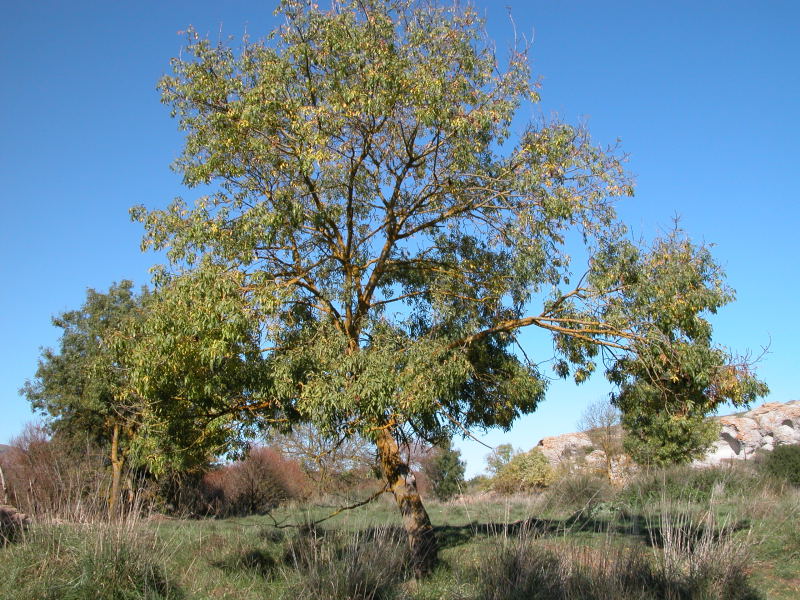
<box><xmin>20</xmin><ymin>281</ymin><xmax>145</xmax><ymax>450</ymax></box>
<box><xmin>594</xmin><ymin>229</ymin><xmax>769</xmax><ymax>465</ymax></box>
<box><xmin>127</xmin><ymin>0</ymin><xmax>764</xmax><ymax>532</ymax></box>
<box><xmin>491</xmin><ymin>449</ymin><xmax>554</xmax><ymax>494</ymax></box>
<box><xmin>122</xmin><ymin>268</ymin><xmax>264</xmax><ymax>474</ymax></box>
<box><xmin>763</xmin><ymin>444</ymin><xmax>800</xmax><ymax>486</ymax></box>
<box><xmin>486</xmin><ymin>443</ymin><xmax>516</xmax><ymax>476</ymax></box>
<box><xmin>130</xmin><ymin>0</ymin><xmax>635</xmax><ymax>450</ymax></box>
<box><xmin>422</xmin><ymin>439</ymin><xmax>466</xmax><ymax>501</ymax></box>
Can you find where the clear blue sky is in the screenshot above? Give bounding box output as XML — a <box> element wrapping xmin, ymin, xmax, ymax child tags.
<box><xmin>2</xmin><ymin>1</ymin><xmax>797</xmax><ymax>477</ymax></box>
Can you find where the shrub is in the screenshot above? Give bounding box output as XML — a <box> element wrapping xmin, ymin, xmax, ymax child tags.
<box><xmin>0</xmin><ymin>504</ymin><xmax>30</xmax><ymax>545</ymax></box>
<box><xmin>491</xmin><ymin>449</ymin><xmax>554</xmax><ymax>495</ymax></box>
<box><xmin>762</xmin><ymin>444</ymin><xmax>800</xmax><ymax>486</ymax></box>
<box><xmin>544</xmin><ymin>472</ymin><xmax>613</xmax><ymax>511</ymax></box>
<box><xmin>0</xmin><ymin>425</ymin><xmax>109</xmax><ymax>519</ymax></box>
<box><xmin>201</xmin><ymin>446</ymin><xmax>310</xmax><ymax>516</ymax></box>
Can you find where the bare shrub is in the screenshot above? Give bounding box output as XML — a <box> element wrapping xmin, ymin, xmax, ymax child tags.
<box><xmin>578</xmin><ymin>398</ymin><xmax>625</xmax><ymax>481</ymax></box>
<box><xmin>201</xmin><ymin>446</ymin><xmax>310</xmax><ymax>516</ymax></box>
<box><xmin>0</xmin><ymin>424</ymin><xmax>109</xmax><ymax>520</ymax></box>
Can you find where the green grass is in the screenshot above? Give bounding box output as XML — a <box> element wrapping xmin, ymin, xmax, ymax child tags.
<box><xmin>1</xmin><ymin>465</ymin><xmax>798</xmax><ymax>599</ymax></box>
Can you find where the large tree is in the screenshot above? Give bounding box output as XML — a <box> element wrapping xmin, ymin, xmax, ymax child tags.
<box><xmin>130</xmin><ymin>0</ymin><xmax>765</xmax><ymax>574</ymax></box>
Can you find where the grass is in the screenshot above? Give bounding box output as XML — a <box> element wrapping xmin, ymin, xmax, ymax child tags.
<box><xmin>1</xmin><ymin>463</ymin><xmax>797</xmax><ymax>599</ymax></box>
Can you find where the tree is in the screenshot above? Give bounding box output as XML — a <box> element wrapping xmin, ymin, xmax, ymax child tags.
<box><xmin>21</xmin><ymin>281</ymin><xmax>146</xmax><ymax>516</ymax></box>
<box><xmin>421</xmin><ymin>438</ymin><xmax>465</xmax><ymax>501</ymax></box>
<box><xmin>486</xmin><ymin>443</ymin><xmax>516</xmax><ymax>476</ymax></box>
<box><xmin>578</xmin><ymin>398</ymin><xmax>623</xmax><ymax>480</ymax></box>
<box><xmin>130</xmin><ymin>0</ymin><xmax>765</xmax><ymax>575</ymax></box>
<box><xmin>21</xmin><ymin>280</ymin><xmax>241</xmax><ymax>518</ymax></box>
<box><xmin>490</xmin><ymin>449</ymin><xmax>554</xmax><ymax>494</ymax></box>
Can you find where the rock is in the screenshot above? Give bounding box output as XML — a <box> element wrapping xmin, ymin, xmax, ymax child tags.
<box><xmin>0</xmin><ymin>504</ymin><xmax>30</xmax><ymax>544</ymax></box>
<box><xmin>533</xmin><ymin>400</ymin><xmax>800</xmax><ymax>472</ymax></box>
<box><xmin>694</xmin><ymin>400</ymin><xmax>800</xmax><ymax>466</ymax></box>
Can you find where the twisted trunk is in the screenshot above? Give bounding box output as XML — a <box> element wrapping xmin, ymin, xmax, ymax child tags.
<box><xmin>375</xmin><ymin>430</ymin><xmax>438</xmax><ymax>577</ymax></box>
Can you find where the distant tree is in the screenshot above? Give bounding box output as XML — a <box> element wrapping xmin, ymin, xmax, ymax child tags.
<box><xmin>21</xmin><ymin>281</ymin><xmax>146</xmax><ymax>516</ymax></box>
<box><xmin>491</xmin><ymin>449</ymin><xmax>554</xmax><ymax>494</ymax></box>
<box><xmin>421</xmin><ymin>439</ymin><xmax>465</xmax><ymax>501</ymax></box>
<box><xmin>578</xmin><ymin>398</ymin><xmax>623</xmax><ymax>480</ymax></box>
<box><xmin>486</xmin><ymin>443</ymin><xmax>516</xmax><ymax>476</ymax></box>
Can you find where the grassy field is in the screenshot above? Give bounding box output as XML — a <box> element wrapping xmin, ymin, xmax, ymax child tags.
<box><xmin>1</xmin><ymin>464</ymin><xmax>798</xmax><ymax>599</ymax></box>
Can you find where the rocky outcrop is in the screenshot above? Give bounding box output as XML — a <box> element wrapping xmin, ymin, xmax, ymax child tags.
<box><xmin>535</xmin><ymin>429</ymin><xmax>632</xmax><ymax>480</ymax></box>
<box><xmin>534</xmin><ymin>400</ymin><xmax>800</xmax><ymax>472</ymax></box>
<box><xmin>695</xmin><ymin>400</ymin><xmax>800</xmax><ymax>466</ymax></box>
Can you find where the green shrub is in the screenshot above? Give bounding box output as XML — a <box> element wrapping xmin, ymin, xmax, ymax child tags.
<box><xmin>491</xmin><ymin>449</ymin><xmax>554</xmax><ymax>495</ymax></box>
<box><xmin>421</xmin><ymin>439</ymin><xmax>466</xmax><ymax>501</ymax></box>
<box><xmin>763</xmin><ymin>444</ymin><xmax>800</xmax><ymax>486</ymax></box>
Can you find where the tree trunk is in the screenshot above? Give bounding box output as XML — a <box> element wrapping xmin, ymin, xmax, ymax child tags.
<box><xmin>0</xmin><ymin>463</ymin><xmax>7</xmax><ymax>505</ymax></box>
<box><xmin>375</xmin><ymin>430</ymin><xmax>438</xmax><ymax>578</ymax></box>
<box><xmin>108</xmin><ymin>423</ymin><xmax>124</xmax><ymax>519</ymax></box>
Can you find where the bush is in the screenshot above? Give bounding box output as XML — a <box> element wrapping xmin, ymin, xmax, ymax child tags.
<box><xmin>0</xmin><ymin>504</ymin><xmax>30</xmax><ymax>545</ymax></box>
<box><xmin>0</xmin><ymin>425</ymin><xmax>109</xmax><ymax>519</ymax></box>
<box><xmin>491</xmin><ymin>450</ymin><xmax>554</xmax><ymax>495</ymax></box>
<box><xmin>763</xmin><ymin>444</ymin><xmax>800</xmax><ymax>486</ymax></box>
<box><xmin>200</xmin><ymin>446</ymin><xmax>310</xmax><ymax>516</ymax></box>
<box><xmin>420</xmin><ymin>439</ymin><xmax>466</xmax><ymax>501</ymax></box>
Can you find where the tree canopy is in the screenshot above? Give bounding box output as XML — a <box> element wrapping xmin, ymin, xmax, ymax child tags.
<box><xmin>22</xmin><ymin>281</ymin><xmax>143</xmax><ymax>450</ymax></box>
<box><xmin>128</xmin><ymin>0</ymin><xmax>766</xmax><ymax>573</ymax></box>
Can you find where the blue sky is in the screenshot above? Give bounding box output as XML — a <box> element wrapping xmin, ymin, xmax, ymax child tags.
<box><xmin>2</xmin><ymin>1</ymin><xmax>797</xmax><ymax>477</ymax></box>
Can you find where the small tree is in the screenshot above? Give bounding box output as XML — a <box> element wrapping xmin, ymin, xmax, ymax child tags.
<box><xmin>578</xmin><ymin>399</ymin><xmax>623</xmax><ymax>480</ymax></box>
<box><xmin>491</xmin><ymin>449</ymin><xmax>554</xmax><ymax>494</ymax></box>
<box><xmin>486</xmin><ymin>443</ymin><xmax>516</xmax><ymax>476</ymax></box>
<box><xmin>21</xmin><ymin>281</ymin><xmax>146</xmax><ymax>517</ymax></box>
<box><xmin>421</xmin><ymin>439</ymin><xmax>465</xmax><ymax>501</ymax></box>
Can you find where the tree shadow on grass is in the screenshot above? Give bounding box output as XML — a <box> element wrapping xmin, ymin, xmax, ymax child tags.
<box><xmin>432</xmin><ymin>509</ymin><xmax>752</xmax><ymax>553</ymax></box>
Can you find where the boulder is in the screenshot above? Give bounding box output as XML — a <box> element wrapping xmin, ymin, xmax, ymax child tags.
<box><xmin>0</xmin><ymin>504</ymin><xmax>30</xmax><ymax>544</ymax></box>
